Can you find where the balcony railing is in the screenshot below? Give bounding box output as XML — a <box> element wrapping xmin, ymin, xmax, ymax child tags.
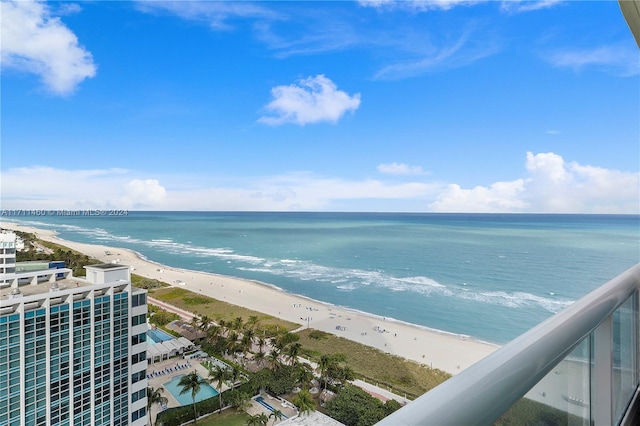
<box><xmin>377</xmin><ymin>264</ymin><xmax>640</xmax><ymax>426</ymax></box>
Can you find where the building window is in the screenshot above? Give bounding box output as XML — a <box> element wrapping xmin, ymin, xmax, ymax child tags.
<box><xmin>131</xmin><ymin>314</ymin><xmax>146</xmax><ymax>327</ymax></box>
<box><xmin>132</xmin><ymin>294</ymin><xmax>146</xmax><ymax>307</ymax></box>
<box><xmin>131</xmin><ymin>333</ymin><xmax>146</xmax><ymax>346</ymax></box>
<box><xmin>131</xmin><ymin>407</ymin><xmax>146</xmax><ymax>422</ymax></box>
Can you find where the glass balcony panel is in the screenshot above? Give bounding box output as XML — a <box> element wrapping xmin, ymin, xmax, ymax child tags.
<box><xmin>495</xmin><ymin>338</ymin><xmax>591</xmax><ymax>426</ymax></box>
<box><xmin>612</xmin><ymin>294</ymin><xmax>637</xmax><ymax>424</ymax></box>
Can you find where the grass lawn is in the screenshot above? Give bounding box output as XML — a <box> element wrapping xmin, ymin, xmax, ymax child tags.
<box><xmin>296</xmin><ymin>329</ymin><xmax>451</xmax><ymax>399</ymax></box>
<box><xmin>199</xmin><ymin>409</ymin><xmax>251</xmax><ymax>426</ymax></box>
<box><xmin>148</xmin><ymin>286</ymin><xmax>300</xmax><ymax>333</ymax></box>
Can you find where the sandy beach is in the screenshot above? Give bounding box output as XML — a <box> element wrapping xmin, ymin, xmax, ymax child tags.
<box><xmin>1</xmin><ymin>221</ymin><xmax>497</xmax><ymax>375</ymax></box>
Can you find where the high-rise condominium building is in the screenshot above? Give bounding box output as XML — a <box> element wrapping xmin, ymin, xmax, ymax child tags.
<box><xmin>0</xmin><ymin>234</ymin><xmax>148</xmax><ymax>426</ymax></box>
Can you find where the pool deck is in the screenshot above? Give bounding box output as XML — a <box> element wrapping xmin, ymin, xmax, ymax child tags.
<box><xmin>147</xmin><ymin>356</ymin><xmax>232</xmax><ymax>421</ymax></box>
<box><xmin>246</xmin><ymin>393</ymin><xmax>298</xmax><ymax>424</ymax></box>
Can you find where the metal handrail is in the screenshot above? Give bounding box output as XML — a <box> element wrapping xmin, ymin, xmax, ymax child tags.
<box><xmin>377</xmin><ymin>264</ymin><xmax>640</xmax><ymax>426</ymax></box>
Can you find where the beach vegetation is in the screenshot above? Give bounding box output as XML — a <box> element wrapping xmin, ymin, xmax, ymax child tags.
<box><xmin>131</xmin><ymin>274</ymin><xmax>168</xmax><ymax>289</ymax></box>
<box><xmin>248</xmin><ymin>365</ymin><xmax>297</xmax><ymax>396</ymax></box>
<box><xmin>183</xmin><ymin>294</ymin><xmax>212</xmax><ymax>306</ymax></box>
<box><xmin>293</xmin><ymin>389</ymin><xmax>316</xmax><ymax>415</ymax></box>
<box><xmin>148</xmin><ymin>286</ymin><xmax>299</xmax><ymax>335</ymax></box>
<box><xmin>296</xmin><ymin>328</ymin><xmax>451</xmax><ymax>398</ymax></box>
<box><xmin>148</xmin><ymin>305</ymin><xmax>180</xmax><ymax>327</ymax></box>
<box><xmin>308</xmin><ymin>329</ymin><xmax>330</xmax><ymax>340</ymax></box>
<box><xmin>326</xmin><ymin>384</ymin><xmax>401</xmax><ymax>426</ymax></box>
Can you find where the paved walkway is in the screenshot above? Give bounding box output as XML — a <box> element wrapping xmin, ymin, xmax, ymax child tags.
<box><xmin>351</xmin><ymin>379</ymin><xmax>410</xmax><ymax>404</ymax></box>
<box><xmin>148</xmin><ymin>296</ymin><xmax>196</xmax><ymax>321</ymax></box>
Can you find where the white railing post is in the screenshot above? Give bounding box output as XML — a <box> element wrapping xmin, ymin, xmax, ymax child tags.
<box><xmin>593</xmin><ymin>315</ymin><xmax>613</xmax><ymax>425</ymax></box>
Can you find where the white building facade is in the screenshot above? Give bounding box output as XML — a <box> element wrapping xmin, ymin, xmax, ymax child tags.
<box><xmin>0</xmin><ymin>233</ymin><xmax>17</xmax><ymax>285</ymax></box>
<box><xmin>0</xmin><ymin>260</ymin><xmax>148</xmax><ymax>426</ymax></box>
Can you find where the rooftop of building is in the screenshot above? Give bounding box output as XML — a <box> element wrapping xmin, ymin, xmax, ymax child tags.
<box><xmin>85</xmin><ymin>263</ymin><xmax>131</xmax><ymax>271</ymax></box>
<box><xmin>1</xmin><ymin>276</ymin><xmax>93</xmax><ymax>299</ymax></box>
<box><xmin>1</xmin><ymin>263</ymin><xmax>139</xmax><ymax>303</ymax></box>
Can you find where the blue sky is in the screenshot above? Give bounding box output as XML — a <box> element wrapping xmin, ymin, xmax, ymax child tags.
<box><xmin>2</xmin><ymin>0</ymin><xmax>639</xmax><ymax>213</ymax></box>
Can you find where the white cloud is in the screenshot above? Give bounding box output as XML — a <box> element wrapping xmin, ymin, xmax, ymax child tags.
<box><xmin>359</xmin><ymin>0</ymin><xmax>563</xmax><ymax>12</ymax></box>
<box><xmin>429</xmin><ymin>152</ymin><xmax>639</xmax><ymax>213</ymax></box>
<box><xmin>545</xmin><ymin>45</ymin><xmax>640</xmax><ymax>77</ymax></box>
<box><xmin>358</xmin><ymin>0</ymin><xmax>483</xmax><ymax>11</ymax></box>
<box><xmin>56</xmin><ymin>3</ymin><xmax>82</xmax><ymax>16</ymax></box>
<box><xmin>0</xmin><ymin>167</ymin><xmax>166</xmax><ymax>209</ymax></box>
<box><xmin>429</xmin><ymin>180</ymin><xmax>527</xmax><ymax>213</ymax></box>
<box><xmin>500</xmin><ymin>0</ymin><xmax>564</xmax><ymax>13</ymax></box>
<box><xmin>118</xmin><ymin>179</ymin><xmax>168</xmax><ymax>209</ymax></box>
<box><xmin>169</xmin><ymin>173</ymin><xmax>438</xmax><ymax>211</ymax></box>
<box><xmin>2</xmin><ymin>154</ymin><xmax>637</xmax><ymax>213</ymax></box>
<box><xmin>0</xmin><ymin>0</ymin><xmax>96</xmax><ymax>95</ymax></box>
<box><xmin>135</xmin><ymin>1</ymin><xmax>278</xmax><ymax>31</ymax></box>
<box><xmin>258</xmin><ymin>75</ymin><xmax>361</xmax><ymax>126</ymax></box>
<box><xmin>377</xmin><ymin>162</ymin><xmax>428</xmax><ymax>175</ymax></box>
<box><xmin>373</xmin><ymin>28</ymin><xmax>501</xmax><ymax>80</ymax></box>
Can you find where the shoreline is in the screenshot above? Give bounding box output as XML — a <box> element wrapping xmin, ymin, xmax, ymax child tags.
<box><xmin>1</xmin><ymin>221</ymin><xmax>498</xmax><ymax>375</ymax></box>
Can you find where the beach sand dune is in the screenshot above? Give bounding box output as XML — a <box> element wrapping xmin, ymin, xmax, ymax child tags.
<box><xmin>1</xmin><ymin>222</ymin><xmax>497</xmax><ymax>374</ymax></box>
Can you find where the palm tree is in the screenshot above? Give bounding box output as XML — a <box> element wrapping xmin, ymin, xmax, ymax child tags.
<box><xmin>254</xmin><ymin>350</ymin><xmax>266</xmax><ymax>368</ymax></box>
<box><xmin>246</xmin><ymin>413</ymin><xmax>269</xmax><ymax>426</ymax></box>
<box><xmin>189</xmin><ymin>316</ymin><xmax>200</xmax><ymax>332</ymax></box>
<box><xmin>293</xmin><ymin>389</ymin><xmax>315</xmax><ymax>415</ymax></box>
<box><xmin>227</xmin><ymin>331</ymin><xmax>239</xmax><ymax>354</ymax></box>
<box><xmin>232</xmin><ymin>316</ymin><xmax>244</xmax><ymax>331</ymax></box>
<box><xmin>286</xmin><ymin>342</ymin><xmax>302</xmax><ymax>366</ymax></box>
<box><xmin>199</xmin><ymin>315</ymin><xmax>212</xmax><ymax>333</ymax></box>
<box><xmin>337</xmin><ymin>365</ymin><xmax>355</xmax><ymax>384</ymax></box>
<box><xmin>257</xmin><ymin>337</ymin><xmax>267</xmax><ymax>353</ymax></box>
<box><xmin>269</xmin><ymin>409</ymin><xmax>285</xmax><ymax>424</ymax></box>
<box><xmin>274</xmin><ymin>331</ymin><xmax>298</xmax><ymax>350</ymax></box>
<box><xmin>247</xmin><ymin>315</ymin><xmax>260</xmax><ymax>330</ymax></box>
<box><xmin>243</xmin><ymin>328</ymin><xmax>256</xmax><ymax>351</ymax></box>
<box><xmin>239</xmin><ymin>333</ymin><xmax>253</xmax><ymax>358</ymax></box>
<box><xmin>318</xmin><ymin>354</ymin><xmax>331</xmax><ymax>390</ymax></box>
<box><xmin>266</xmin><ymin>348</ymin><xmax>281</xmax><ymax>371</ymax></box>
<box><xmin>206</xmin><ymin>324</ymin><xmax>222</xmax><ymax>345</ymax></box>
<box><xmin>146</xmin><ymin>386</ymin><xmax>168</xmax><ymax>426</ymax></box>
<box><xmin>178</xmin><ymin>371</ymin><xmax>208</xmax><ymax>424</ymax></box>
<box><xmin>230</xmin><ymin>365</ymin><xmax>242</xmax><ymax>385</ymax></box>
<box><xmin>228</xmin><ymin>389</ymin><xmax>251</xmax><ymax>412</ymax></box>
<box><xmin>295</xmin><ymin>362</ymin><xmax>314</xmax><ymax>390</ymax></box>
<box><xmin>208</xmin><ymin>365</ymin><xmax>231</xmax><ymax>414</ymax></box>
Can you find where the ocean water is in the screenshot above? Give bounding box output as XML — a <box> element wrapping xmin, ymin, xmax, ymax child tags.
<box><xmin>9</xmin><ymin>212</ymin><xmax>639</xmax><ymax>344</ymax></box>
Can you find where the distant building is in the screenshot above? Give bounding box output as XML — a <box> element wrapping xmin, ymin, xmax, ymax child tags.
<box><xmin>0</xmin><ymin>234</ymin><xmax>148</xmax><ymax>425</ymax></box>
<box><xmin>0</xmin><ymin>232</ymin><xmax>17</xmax><ymax>285</ymax></box>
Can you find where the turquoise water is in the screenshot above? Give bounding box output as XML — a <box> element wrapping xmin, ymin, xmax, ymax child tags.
<box><xmin>163</xmin><ymin>374</ymin><xmax>219</xmax><ymax>405</ymax></box>
<box><xmin>147</xmin><ymin>328</ymin><xmax>174</xmax><ymax>345</ymax></box>
<box><xmin>11</xmin><ymin>213</ymin><xmax>639</xmax><ymax>344</ymax></box>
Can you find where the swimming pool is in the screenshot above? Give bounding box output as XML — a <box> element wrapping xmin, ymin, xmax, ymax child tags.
<box><xmin>147</xmin><ymin>328</ymin><xmax>174</xmax><ymax>345</ymax></box>
<box><xmin>255</xmin><ymin>397</ymin><xmax>288</xmax><ymax>418</ymax></box>
<box><xmin>164</xmin><ymin>374</ymin><xmax>219</xmax><ymax>406</ymax></box>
